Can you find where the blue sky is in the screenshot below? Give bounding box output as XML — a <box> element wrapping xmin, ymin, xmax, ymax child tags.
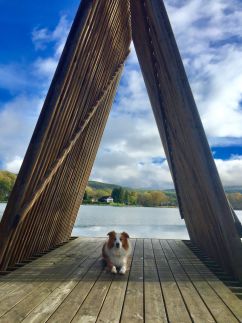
<box><xmin>0</xmin><ymin>0</ymin><xmax>242</xmax><ymax>189</ymax></box>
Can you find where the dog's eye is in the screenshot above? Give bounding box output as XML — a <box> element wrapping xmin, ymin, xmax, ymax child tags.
<box><xmin>120</xmin><ymin>238</ymin><xmax>123</xmax><ymax>241</ymax></box>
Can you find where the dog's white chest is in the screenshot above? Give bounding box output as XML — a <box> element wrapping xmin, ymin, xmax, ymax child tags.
<box><xmin>105</xmin><ymin>246</ymin><xmax>128</xmax><ymax>267</ymax></box>
<box><xmin>110</xmin><ymin>254</ymin><xmax>126</xmax><ymax>267</ymax></box>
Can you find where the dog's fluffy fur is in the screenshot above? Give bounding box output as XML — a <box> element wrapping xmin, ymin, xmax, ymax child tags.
<box><xmin>102</xmin><ymin>231</ymin><xmax>131</xmax><ymax>274</ymax></box>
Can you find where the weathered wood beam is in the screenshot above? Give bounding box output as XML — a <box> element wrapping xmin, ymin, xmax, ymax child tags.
<box><xmin>131</xmin><ymin>0</ymin><xmax>242</xmax><ymax>280</ymax></box>
<box><xmin>0</xmin><ymin>0</ymin><xmax>131</xmax><ymax>270</ymax></box>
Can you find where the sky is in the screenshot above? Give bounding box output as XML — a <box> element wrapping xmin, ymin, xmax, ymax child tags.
<box><xmin>0</xmin><ymin>0</ymin><xmax>242</xmax><ymax>189</ymax></box>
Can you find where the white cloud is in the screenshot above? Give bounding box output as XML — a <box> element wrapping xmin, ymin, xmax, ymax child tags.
<box><xmin>198</xmin><ymin>47</ymin><xmax>242</xmax><ymax>137</ymax></box>
<box><xmin>91</xmin><ymin>152</ymin><xmax>173</xmax><ymax>189</ymax></box>
<box><xmin>90</xmin><ymin>60</ymin><xmax>170</xmax><ymax>189</ymax></box>
<box><xmin>52</xmin><ymin>16</ymin><xmax>71</xmax><ymax>56</ymax></box>
<box><xmin>1</xmin><ymin>3</ymin><xmax>242</xmax><ymax>189</ymax></box>
<box><xmin>0</xmin><ymin>15</ymin><xmax>71</xmax><ymax>173</ymax></box>
<box><xmin>91</xmin><ymin>0</ymin><xmax>242</xmax><ymax>188</ymax></box>
<box><xmin>0</xmin><ymin>64</ymin><xmax>28</xmax><ymax>93</ymax></box>
<box><xmin>31</xmin><ymin>16</ymin><xmax>71</xmax><ymax>83</ymax></box>
<box><xmin>5</xmin><ymin>156</ymin><xmax>23</xmax><ymax>173</ymax></box>
<box><xmin>34</xmin><ymin>57</ymin><xmax>58</xmax><ymax>79</ymax></box>
<box><xmin>32</xmin><ymin>15</ymin><xmax>70</xmax><ymax>57</ymax></box>
<box><xmin>215</xmin><ymin>156</ymin><xmax>242</xmax><ymax>186</ymax></box>
<box><xmin>165</xmin><ymin>0</ymin><xmax>242</xmax><ymax>139</ymax></box>
<box><xmin>32</xmin><ymin>27</ymin><xmax>50</xmax><ymax>50</ymax></box>
<box><xmin>0</xmin><ymin>95</ymin><xmax>43</xmax><ymax>168</ymax></box>
<box><xmin>114</xmin><ymin>68</ymin><xmax>151</xmax><ymax>115</ymax></box>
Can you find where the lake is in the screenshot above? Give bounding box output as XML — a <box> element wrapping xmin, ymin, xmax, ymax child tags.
<box><xmin>1</xmin><ymin>203</ymin><xmax>242</xmax><ymax>239</ymax></box>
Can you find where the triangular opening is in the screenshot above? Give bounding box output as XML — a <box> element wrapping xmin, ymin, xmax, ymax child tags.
<box><xmin>73</xmin><ymin>44</ymin><xmax>188</xmax><ymax>240</ymax></box>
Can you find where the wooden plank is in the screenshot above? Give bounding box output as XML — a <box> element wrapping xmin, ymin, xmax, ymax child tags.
<box><xmin>120</xmin><ymin>239</ymin><xmax>144</xmax><ymax>323</ymax></box>
<box><xmin>0</xmin><ymin>239</ymin><xmax>100</xmax><ymax>320</ymax></box>
<box><xmin>70</xmin><ymin>241</ymin><xmax>135</xmax><ymax>323</ymax></box>
<box><xmin>19</xmin><ymin>241</ymin><xmax>103</xmax><ymax>323</ymax></box>
<box><xmin>1</xmin><ymin>255</ymin><xmax>101</xmax><ymax>323</ymax></box>
<box><xmin>161</xmin><ymin>240</ymin><xmax>218</xmax><ymax>323</ymax></box>
<box><xmin>0</xmin><ymin>238</ymin><xmax>83</xmax><ymax>299</ymax></box>
<box><xmin>0</xmin><ymin>238</ymin><xmax>81</xmax><ymax>279</ymax></box>
<box><xmin>152</xmin><ymin>239</ymin><xmax>192</xmax><ymax>322</ymax></box>
<box><xmin>174</xmin><ymin>240</ymin><xmax>242</xmax><ymax>322</ymax></box>
<box><xmin>96</xmin><ymin>239</ymin><xmax>136</xmax><ymax>323</ymax></box>
<box><xmin>170</xmin><ymin>240</ymin><xmax>240</xmax><ymax>322</ymax></box>
<box><xmin>0</xmin><ymin>237</ymin><xmax>241</xmax><ymax>323</ymax></box>
<box><xmin>144</xmin><ymin>239</ymin><xmax>168</xmax><ymax>323</ymax></box>
<box><xmin>70</xmin><ymin>271</ymin><xmax>113</xmax><ymax>322</ymax></box>
<box><xmin>47</xmin><ymin>252</ymin><xmax>105</xmax><ymax>322</ymax></box>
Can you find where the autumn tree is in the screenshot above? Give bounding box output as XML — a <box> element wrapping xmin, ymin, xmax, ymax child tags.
<box><xmin>150</xmin><ymin>191</ymin><xmax>169</xmax><ymax>206</ymax></box>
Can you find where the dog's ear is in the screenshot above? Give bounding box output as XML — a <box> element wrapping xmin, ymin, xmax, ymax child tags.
<box><xmin>107</xmin><ymin>231</ymin><xmax>116</xmax><ymax>238</ymax></box>
<box><xmin>121</xmin><ymin>232</ymin><xmax>130</xmax><ymax>239</ymax></box>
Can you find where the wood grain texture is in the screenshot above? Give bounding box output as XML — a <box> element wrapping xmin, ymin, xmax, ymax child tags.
<box><xmin>131</xmin><ymin>0</ymin><xmax>242</xmax><ymax>280</ymax></box>
<box><xmin>152</xmin><ymin>239</ymin><xmax>192</xmax><ymax>322</ymax></box>
<box><xmin>0</xmin><ymin>238</ymin><xmax>241</xmax><ymax>323</ymax></box>
<box><xmin>0</xmin><ymin>0</ymin><xmax>131</xmax><ymax>270</ymax></box>
<box><xmin>144</xmin><ymin>239</ymin><xmax>168</xmax><ymax>323</ymax></box>
<box><xmin>96</xmin><ymin>240</ymin><xmax>136</xmax><ymax>323</ymax></box>
<box><xmin>1</xmin><ymin>0</ymin><xmax>241</xmax><ymax>288</ymax></box>
<box><xmin>121</xmin><ymin>239</ymin><xmax>144</xmax><ymax>323</ymax></box>
<box><xmin>173</xmin><ymin>240</ymin><xmax>242</xmax><ymax>322</ymax></box>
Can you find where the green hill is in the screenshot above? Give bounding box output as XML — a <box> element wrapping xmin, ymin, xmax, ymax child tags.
<box><xmin>1</xmin><ymin>170</ymin><xmax>242</xmax><ymax>209</ymax></box>
<box><xmin>224</xmin><ymin>186</ymin><xmax>242</xmax><ymax>194</ymax></box>
<box><xmin>88</xmin><ymin>180</ymin><xmax>124</xmax><ymax>191</ymax></box>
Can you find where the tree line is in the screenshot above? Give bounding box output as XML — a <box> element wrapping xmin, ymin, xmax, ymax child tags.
<box><xmin>0</xmin><ymin>171</ymin><xmax>16</xmax><ymax>202</ymax></box>
<box><xmin>83</xmin><ymin>186</ymin><xmax>242</xmax><ymax>209</ymax></box>
<box><xmin>1</xmin><ymin>170</ymin><xmax>242</xmax><ymax>209</ymax></box>
<box><xmin>84</xmin><ymin>186</ymin><xmax>176</xmax><ymax>207</ymax></box>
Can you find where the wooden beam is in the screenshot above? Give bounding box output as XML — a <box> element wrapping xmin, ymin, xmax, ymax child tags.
<box><xmin>0</xmin><ymin>0</ymin><xmax>131</xmax><ymax>270</ymax></box>
<box><xmin>131</xmin><ymin>0</ymin><xmax>242</xmax><ymax>280</ymax></box>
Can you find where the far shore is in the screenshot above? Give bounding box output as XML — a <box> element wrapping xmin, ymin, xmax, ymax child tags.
<box><xmin>1</xmin><ymin>201</ymin><xmax>242</xmax><ymax>210</ymax></box>
<box><xmin>82</xmin><ymin>202</ymin><xmax>177</xmax><ymax>208</ymax></box>
<box><xmin>0</xmin><ymin>201</ymin><xmax>177</xmax><ymax>208</ymax></box>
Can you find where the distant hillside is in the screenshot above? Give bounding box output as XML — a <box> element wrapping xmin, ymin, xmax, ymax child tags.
<box><xmin>224</xmin><ymin>186</ymin><xmax>242</xmax><ymax>194</ymax></box>
<box><xmin>1</xmin><ymin>171</ymin><xmax>242</xmax><ymax>209</ymax></box>
<box><xmin>87</xmin><ymin>181</ymin><xmax>171</xmax><ymax>193</ymax></box>
<box><xmin>164</xmin><ymin>187</ymin><xmax>242</xmax><ymax>194</ymax></box>
<box><xmin>87</xmin><ymin>180</ymin><xmax>125</xmax><ymax>191</ymax></box>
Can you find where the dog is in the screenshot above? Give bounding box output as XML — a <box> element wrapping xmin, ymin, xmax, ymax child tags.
<box><xmin>102</xmin><ymin>231</ymin><xmax>131</xmax><ymax>274</ymax></box>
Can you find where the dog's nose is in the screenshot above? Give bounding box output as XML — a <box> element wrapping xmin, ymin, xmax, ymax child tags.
<box><xmin>116</xmin><ymin>242</ymin><xmax>120</xmax><ymax>248</ymax></box>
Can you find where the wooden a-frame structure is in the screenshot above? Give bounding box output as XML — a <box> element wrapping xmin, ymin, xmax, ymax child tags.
<box><xmin>0</xmin><ymin>0</ymin><xmax>242</xmax><ymax>280</ymax></box>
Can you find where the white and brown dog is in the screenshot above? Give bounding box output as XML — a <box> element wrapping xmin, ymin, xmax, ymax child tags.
<box><xmin>102</xmin><ymin>231</ymin><xmax>131</xmax><ymax>274</ymax></box>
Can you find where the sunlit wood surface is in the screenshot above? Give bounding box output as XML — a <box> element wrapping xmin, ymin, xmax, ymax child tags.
<box><xmin>0</xmin><ymin>237</ymin><xmax>241</xmax><ymax>322</ymax></box>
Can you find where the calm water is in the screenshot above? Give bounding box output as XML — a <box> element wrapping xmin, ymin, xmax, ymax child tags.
<box><xmin>1</xmin><ymin>203</ymin><xmax>242</xmax><ymax>239</ymax></box>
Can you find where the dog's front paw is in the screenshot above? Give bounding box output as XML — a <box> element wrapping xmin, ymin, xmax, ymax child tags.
<box><xmin>111</xmin><ymin>266</ymin><xmax>117</xmax><ymax>274</ymax></box>
<box><xmin>119</xmin><ymin>266</ymin><xmax>126</xmax><ymax>275</ymax></box>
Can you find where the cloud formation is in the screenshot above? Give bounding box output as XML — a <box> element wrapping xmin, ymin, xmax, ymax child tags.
<box><xmin>0</xmin><ymin>95</ymin><xmax>43</xmax><ymax>167</ymax></box>
<box><xmin>215</xmin><ymin>156</ymin><xmax>242</xmax><ymax>187</ymax></box>
<box><xmin>165</xmin><ymin>0</ymin><xmax>242</xmax><ymax>139</ymax></box>
<box><xmin>1</xmin><ymin>2</ymin><xmax>242</xmax><ymax>190</ymax></box>
<box><xmin>91</xmin><ymin>0</ymin><xmax>242</xmax><ymax>188</ymax></box>
<box><xmin>0</xmin><ymin>15</ymin><xmax>71</xmax><ymax>172</ymax></box>
<box><xmin>32</xmin><ymin>15</ymin><xmax>70</xmax><ymax>57</ymax></box>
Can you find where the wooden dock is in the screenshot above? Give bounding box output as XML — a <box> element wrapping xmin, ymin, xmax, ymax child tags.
<box><xmin>0</xmin><ymin>237</ymin><xmax>241</xmax><ymax>323</ymax></box>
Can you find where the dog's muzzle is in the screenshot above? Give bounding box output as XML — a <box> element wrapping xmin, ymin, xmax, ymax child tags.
<box><xmin>116</xmin><ymin>242</ymin><xmax>120</xmax><ymax>248</ymax></box>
